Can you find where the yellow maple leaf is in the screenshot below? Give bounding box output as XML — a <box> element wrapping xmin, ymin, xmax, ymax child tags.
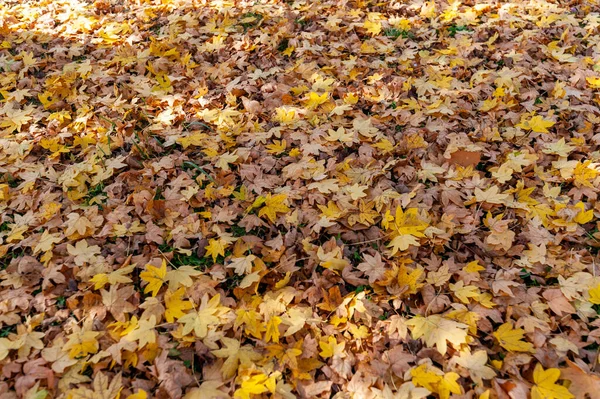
<box><xmin>464</xmin><ymin>260</ymin><xmax>485</xmax><ymax>274</ymax></box>
<box><xmin>123</xmin><ymin>316</ymin><xmax>157</xmax><ymax>349</ymax></box>
<box><xmin>493</xmin><ymin>322</ymin><xmax>535</xmax><ymax>353</ymax></box>
<box><xmin>178</xmin><ymin>294</ymin><xmax>230</xmax><ymax>338</ymax></box>
<box><xmin>126</xmin><ymin>390</ymin><xmax>147</xmax><ymax>399</ymax></box>
<box><xmin>516</xmin><ymin>114</ymin><xmax>555</xmax><ymax>133</ymax></box>
<box><xmin>266</xmin><ymin>139</ymin><xmax>287</xmax><ymax>155</ymax></box>
<box><xmin>393</xmin><ymin>207</ymin><xmax>429</xmax><ymax>236</ymax></box>
<box><xmin>319</xmin><ymin>336</ymin><xmax>345</xmax><ymax>359</ymax></box>
<box><xmin>234</xmin><ymin>373</ymin><xmax>276</xmax><ymax>399</ymax></box>
<box><xmin>363</xmin><ymin>20</ymin><xmax>382</xmax><ymax>36</ymax></box>
<box><xmin>450</xmin><ymin>281</ymin><xmax>480</xmax><ymax>304</ymax></box>
<box><xmin>64</xmin><ymin>330</ymin><xmax>100</xmax><ymax>359</ymax></box>
<box><xmin>164</xmin><ymin>287</ymin><xmax>193</xmax><ymax>323</ymax></box>
<box><xmin>586</xmin><ymin>76</ymin><xmax>600</xmax><ymax>89</ymax></box>
<box><xmin>205</xmin><ymin>238</ymin><xmax>229</xmax><ymax>262</ymax></box>
<box><xmin>573</xmin><ymin>202</ymin><xmax>594</xmax><ymax>225</ymax></box>
<box><xmin>0</xmin><ymin>338</ymin><xmax>18</xmax><ymax>361</ymax></box>
<box><xmin>140</xmin><ymin>260</ymin><xmax>167</xmax><ymax>297</ymax></box>
<box><xmin>531</xmin><ymin>363</ymin><xmax>574</xmax><ymax>399</ymax></box>
<box><xmin>265</xmin><ymin>316</ymin><xmax>282</xmax><ymax>343</ymax></box>
<box><xmin>212</xmin><ymin>337</ymin><xmax>261</xmax><ymax>379</ymax></box>
<box><xmin>397</xmin><ymin>264</ymin><xmax>425</xmax><ymax>296</ymax></box>
<box><xmin>587</xmin><ymin>283</ymin><xmax>600</xmax><ymax>304</ymax></box>
<box><xmin>273</xmin><ymin>107</ymin><xmax>297</xmax><ymax>124</ymax></box>
<box><xmin>410</xmin><ymin>364</ymin><xmax>462</xmax><ymax>399</ymax></box>
<box><xmin>387</xmin><ymin>234</ymin><xmax>420</xmax><ymax>255</ymax></box>
<box><xmin>165</xmin><ymin>265</ymin><xmax>203</xmax><ymax>290</ymax></box>
<box><xmin>411</xmin><ymin>364</ymin><xmax>441</xmax><ymax>392</ymax></box>
<box><xmin>304</xmin><ymin>92</ymin><xmax>329</xmax><ymax>110</ymax></box>
<box><xmin>406</xmin><ymin>315</ymin><xmax>468</xmax><ymax>355</ymax></box>
<box><xmin>90</xmin><ymin>264</ymin><xmax>135</xmax><ymax>290</ymax></box>
<box><xmin>258</xmin><ymin>194</ymin><xmax>290</xmax><ymax>223</ymax></box>
<box><xmin>33</xmin><ymin>230</ymin><xmax>62</xmax><ymax>255</ymax></box>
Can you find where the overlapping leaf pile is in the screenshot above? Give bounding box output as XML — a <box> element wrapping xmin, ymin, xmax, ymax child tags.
<box><xmin>1</xmin><ymin>0</ymin><xmax>600</xmax><ymax>398</ymax></box>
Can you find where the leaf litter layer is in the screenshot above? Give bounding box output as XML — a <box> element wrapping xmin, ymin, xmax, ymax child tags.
<box><xmin>1</xmin><ymin>0</ymin><xmax>600</xmax><ymax>398</ymax></box>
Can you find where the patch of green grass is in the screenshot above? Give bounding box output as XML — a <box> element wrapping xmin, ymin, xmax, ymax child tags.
<box><xmin>231</xmin><ymin>225</ymin><xmax>247</xmax><ymax>237</ymax></box>
<box><xmin>448</xmin><ymin>24</ymin><xmax>472</xmax><ymax>37</ymax></box>
<box><xmin>83</xmin><ymin>183</ymin><xmax>107</xmax><ymax>206</ymax></box>
<box><xmin>223</xmin><ymin>273</ymin><xmax>244</xmax><ymax>291</ymax></box>
<box><xmin>240</xmin><ymin>12</ymin><xmax>263</xmax><ymax>31</ymax></box>
<box><xmin>519</xmin><ymin>268</ymin><xmax>540</xmax><ymax>287</ymax></box>
<box><xmin>350</xmin><ymin>250</ymin><xmax>362</xmax><ymax>263</ymax></box>
<box><xmin>383</xmin><ymin>27</ymin><xmax>414</xmax><ymax>40</ymax></box>
<box><xmin>277</xmin><ymin>38</ymin><xmax>289</xmax><ymax>53</ymax></box>
<box><xmin>172</xmin><ymin>251</ymin><xmax>213</xmax><ymax>269</ymax></box>
<box><xmin>295</xmin><ymin>18</ymin><xmax>309</xmax><ymax>27</ymax></box>
<box><xmin>355</xmin><ymin>285</ymin><xmax>369</xmax><ymax>294</ymax></box>
<box><xmin>56</xmin><ymin>296</ymin><xmax>66</xmax><ymax>308</ymax></box>
<box><xmin>159</xmin><ymin>244</ymin><xmax>214</xmax><ymax>270</ymax></box>
<box><xmin>0</xmin><ymin>325</ymin><xmax>16</xmax><ymax>338</ymax></box>
<box><xmin>0</xmin><ymin>247</ymin><xmax>24</xmax><ymax>270</ymax></box>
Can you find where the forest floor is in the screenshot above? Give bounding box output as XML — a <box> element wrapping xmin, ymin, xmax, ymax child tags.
<box><xmin>1</xmin><ymin>0</ymin><xmax>600</xmax><ymax>398</ymax></box>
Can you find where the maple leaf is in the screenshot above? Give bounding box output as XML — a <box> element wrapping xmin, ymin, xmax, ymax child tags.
<box><xmin>493</xmin><ymin>322</ymin><xmax>535</xmax><ymax>353</ymax></box>
<box><xmin>516</xmin><ymin>114</ymin><xmax>555</xmax><ymax>133</ymax></box>
<box><xmin>406</xmin><ymin>315</ymin><xmax>468</xmax><ymax>355</ymax></box>
<box><xmin>273</xmin><ymin>107</ymin><xmax>297</xmax><ymax>124</ymax></box>
<box><xmin>452</xmin><ymin>350</ymin><xmax>496</xmax><ymax>384</ymax></box>
<box><xmin>178</xmin><ymin>293</ymin><xmax>230</xmax><ymax>338</ymax></box>
<box><xmin>41</xmin><ymin>339</ymin><xmax>78</xmax><ymax>373</ymax></box>
<box><xmin>472</xmin><ymin>186</ymin><xmax>509</xmax><ymax>204</ymax></box>
<box><xmin>450</xmin><ymin>281</ymin><xmax>480</xmax><ymax>304</ymax></box>
<box><xmin>357</xmin><ymin>253</ymin><xmax>386</xmax><ymax>284</ymax></box>
<box><xmin>561</xmin><ymin>360</ymin><xmax>600</xmax><ymax>399</ymax></box>
<box><xmin>258</xmin><ymin>194</ymin><xmax>290</xmax><ymax>223</ymax></box>
<box><xmin>140</xmin><ymin>260</ymin><xmax>167</xmax><ymax>297</ymax></box>
<box><xmin>14</xmin><ymin>324</ymin><xmax>45</xmax><ymax>358</ymax></box>
<box><xmin>531</xmin><ymin>363</ymin><xmax>574</xmax><ymax>399</ymax></box>
<box><xmin>184</xmin><ymin>381</ymin><xmax>230</xmax><ymax>399</ymax></box>
<box><xmin>586</xmin><ymin>76</ymin><xmax>600</xmax><ymax>89</ymax></box>
<box><xmin>0</xmin><ymin>337</ymin><xmax>18</xmax><ymax>361</ymax></box>
<box><xmin>67</xmin><ymin>240</ymin><xmax>101</xmax><ymax>266</ymax></box>
<box><xmin>227</xmin><ymin>254</ymin><xmax>256</xmax><ymax>275</ymax></box>
<box><xmin>64</xmin><ymin>330</ymin><xmax>100</xmax><ymax>358</ymax></box>
<box><xmin>363</xmin><ymin>20</ymin><xmax>382</xmax><ymax>36</ymax></box>
<box><xmin>126</xmin><ymin>390</ymin><xmax>148</xmax><ymax>399</ymax></box>
<box><xmin>165</xmin><ymin>265</ymin><xmax>203</xmax><ymax>290</ymax></box>
<box><xmin>205</xmin><ymin>238</ymin><xmax>229</xmax><ymax>262</ymax></box>
<box><xmin>304</xmin><ymin>92</ymin><xmax>329</xmax><ymax>110</ymax></box>
<box><xmin>33</xmin><ymin>230</ymin><xmax>62</xmax><ymax>254</ymax></box>
<box><xmin>387</xmin><ymin>234</ymin><xmax>420</xmax><ymax>255</ymax></box>
<box><xmin>211</xmin><ymin>337</ymin><xmax>261</xmax><ymax>379</ymax></box>
<box><xmin>265</xmin><ymin>316</ymin><xmax>282</xmax><ymax>343</ymax></box>
<box><xmin>67</xmin><ymin>372</ymin><xmax>123</xmax><ymax>399</ymax></box>
<box><xmin>410</xmin><ymin>364</ymin><xmax>462</xmax><ymax>399</ymax></box>
<box><xmin>123</xmin><ymin>315</ymin><xmax>157</xmax><ymax>349</ymax></box>
<box><xmin>266</xmin><ymin>139</ymin><xmax>287</xmax><ymax>155</ymax></box>
<box><xmin>90</xmin><ymin>263</ymin><xmax>135</xmax><ymax>290</ymax></box>
<box><xmin>215</xmin><ymin>151</ymin><xmax>238</xmax><ymax>171</ymax></box>
<box><xmin>0</xmin><ymin>105</ymin><xmax>34</xmax><ymax>134</ymax></box>
<box><xmin>588</xmin><ymin>283</ymin><xmax>600</xmax><ymax>304</ymax></box>
<box><xmin>234</xmin><ymin>373</ymin><xmax>276</xmax><ymax>399</ymax></box>
<box><xmin>164</xmin><ymin>287</ymin><xmax>193</xmax><ymax>323</ymax></box>
<box><xmin>319</xmin><ymin>336</ymin><xmax>346</xmax><ymax>359</ymax></box>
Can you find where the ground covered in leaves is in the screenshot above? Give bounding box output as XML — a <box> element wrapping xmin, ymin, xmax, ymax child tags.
<box><xmin>1</xmin><ymin>0</ymin><xmax>600</xmax><ymax>398</ymax></box>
